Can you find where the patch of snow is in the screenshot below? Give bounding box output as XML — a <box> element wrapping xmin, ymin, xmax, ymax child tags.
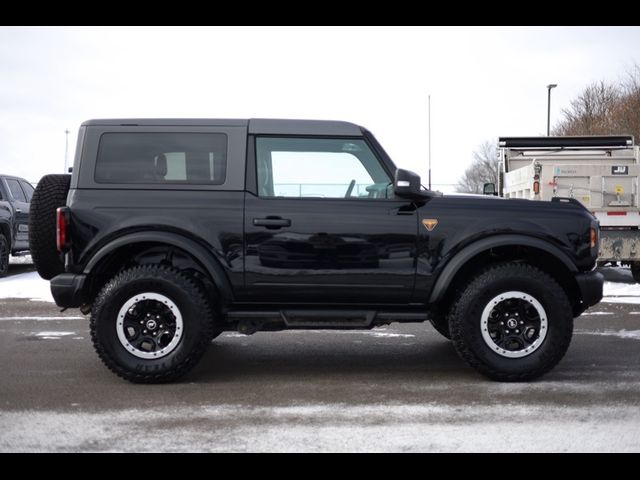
<box><xmin>2</xmin><ymin>404</ymin><xmax>640</xmax><ymax>452</ymax></box>
<box><xmin>603</xmin><ymin>281</ymin><xmax>640</xmax><ymax>296</ymax></box>
<box><xmin>0</xmin><ymin>316</ymin><xmax>84</xmax><ymax>321</ymax></box>
<box><xmin>630</xmin><ymin>312</ymin><xmax>640</xmax><ymax>315</ymax></box>
<box><xmin>576</xmin><ymin>329</ymin><xmax>640</xmax><ymax>340</ymax></box>
<box><xmin>581</xmin><ymin>311</ymin><xmax>614</xmax><ymax>316</ymax></box>
<box><xmin>601</xmin><ymin>297</ymin><xmax>640</xmax><ymax>304</ymax></box>
<box><xmin>601</xmin><ymin>282</ymin><xmax>640</xmax><ymax>303</ymax></box>
<box><xmin>0</xmin><ymin>271</ymin><xmax>53</xmax><ymax>302</ymax></box>
<box><xmin>33</xmin><ymin>331</ymin><xmax>76</xmax><ymax>340</ymax></box>
<box><xmin>9</xmin><ymin>254</ymin><xmax>33</xmax><ymax>265</ymax></box>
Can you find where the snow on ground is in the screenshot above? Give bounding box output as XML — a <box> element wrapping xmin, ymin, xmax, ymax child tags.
<box><xmin>9</xmin><ymin>254</ymin><xmax>33</xmax><ymax>265</ymax></box>
<box><xmin>0</xmin><ymin>271</ymin><xmax>53</xmax><ymax>302</ymax></box>
<box><xmin>1</xmin><ymin>404</ymin><xmax>639</xmax><ymax>452</ymax></box>
<box><xmin>575</xmin><ymin>329</ymin><xmax>640</xmax><ymax>340</ymax></box>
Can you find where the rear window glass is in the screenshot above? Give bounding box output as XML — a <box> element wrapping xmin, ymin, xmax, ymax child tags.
<box><xmin>95</xmin><ymin>133</ymin><xmax>227</xmax><ymax>184</ymax></box>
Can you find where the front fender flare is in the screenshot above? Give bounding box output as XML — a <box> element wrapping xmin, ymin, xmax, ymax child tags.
<box><xmin>83</xmin><ymin>231</ymin><xmax>233</xmax><ymax>301</ymax></box>
<box><xmin>428</xmin><ymin>234</ymin><xmax>577</xmax><ymax>304</ymax></box>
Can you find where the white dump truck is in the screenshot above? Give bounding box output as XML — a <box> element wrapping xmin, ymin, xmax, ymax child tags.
<box><xmin>497</xmin><ymin>135</ymin><xmax>640</xmax><ymax>280</ymax></box>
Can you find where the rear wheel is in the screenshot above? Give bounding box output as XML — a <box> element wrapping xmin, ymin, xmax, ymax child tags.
<box><xmin>91</xmin><ymin>265</ymin><xmax>216</xmax><ymax>383</ymax></box>
<box><xmin>0</xmin><ymin>233</ymin><xmax>9</xmax><ymax>277</ymax></box>
<box><xmin>29</xmin><ymin>174</ymin><xmax>71</xmax><ymax>280</ymax></box>
<box><xmin>448</xmin><ymin>262</ymin><xmax>573</xmax><ymax>381</ymax></box>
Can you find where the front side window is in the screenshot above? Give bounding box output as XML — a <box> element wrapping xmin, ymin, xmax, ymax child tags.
<box><xmin>6</xmin><ymin>179</ymin><xmax>26</xmax><ymax>202</ymax></box>
<box><xmin>95</xmin><ymin>133</ymin><xmax>227</xmax><ymax>185</ymax></box>
<box><xmin>256</xmin><ymin>137</ymin><xmax>391</xmax><ymax>199</ymax></box>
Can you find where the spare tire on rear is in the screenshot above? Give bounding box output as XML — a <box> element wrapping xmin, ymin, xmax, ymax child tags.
<box><xmin>29</xmin><ymin>174</ymin><xmax>71</xmax><ymax>280</ymax></box>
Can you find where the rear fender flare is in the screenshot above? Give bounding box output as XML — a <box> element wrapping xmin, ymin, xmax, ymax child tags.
<box><xmin>83</xmin><ymin>231</ymin><xmax>233</xmax><ymax>301</ymax></box>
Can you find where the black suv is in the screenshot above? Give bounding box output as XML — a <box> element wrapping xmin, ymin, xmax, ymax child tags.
<box><xmin>30</xmin><ymin>119</ymin><xmax>603</xmax><ymax>383</ymax></box>
<box><xmin>0</xmin><ymin>174</ymin><xmax>34</xmax><ymax>276</ymax></box>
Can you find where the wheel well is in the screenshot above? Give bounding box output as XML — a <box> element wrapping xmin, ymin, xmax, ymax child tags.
<box><xmin>86</xmin><ymin>242</ymin><xmax>218</xmax><ymax>307</ymax></box>
<box><xmin>436</xmin><ymin>245</ymin><xmax>582</xmax><ymax>317</ymax></box>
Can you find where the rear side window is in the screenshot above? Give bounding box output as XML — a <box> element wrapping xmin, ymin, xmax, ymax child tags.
<box><xmin>95</xmin><ymin>133</ymin><xmax>228</xmax><ymax>184</ymax></box>
<box><xmin>6</xmin><ymin>179</ymin><xmax>27</xmax><ymax>202</ymax></box>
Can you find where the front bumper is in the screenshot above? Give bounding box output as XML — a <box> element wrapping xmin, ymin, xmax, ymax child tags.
<box><xmin>575</xmin><ymin>270</ymin><xmax>604</xmax><ymax>310</ymax></box>
<box><xmin>50</xmin><ymin>273</ymin><xmax>86</xmax><ymax>308</ymax></box>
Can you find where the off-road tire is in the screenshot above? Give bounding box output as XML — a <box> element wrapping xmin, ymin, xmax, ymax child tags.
<box><xmin>91</xmin><ymin>265</ymin><xmax>216</xmax><ymax>383</ymax></box>
<box><xmin>631</xmin><ymin>262</ymin><xmax>640</xmax><ymax>283</ymax></box>
<box><xmin>0</xmin><ymin>233</ymin><xmax>9</xmax><ymax>277</ymax></box>
<box><xmin>29</xmin><ymin>174</ymin><xmax>71</xmax><ymax>280</ymax></box>
<box><xmin>448</xmin><ymin>262</ymin><xmax>573</xmax><ymax>381</ymax></box>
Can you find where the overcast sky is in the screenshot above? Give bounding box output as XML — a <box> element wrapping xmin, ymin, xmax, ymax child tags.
<box><xmin>1</xmin><ymin>26</ymin><xmax>639</xmax><ymax>191</ymax></box>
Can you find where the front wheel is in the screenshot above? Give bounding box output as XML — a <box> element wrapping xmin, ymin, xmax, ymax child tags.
<box><xmin>90</xmin><ymin>265</ymin><xmax>216</xmax><ymax>383</ymax></box>
<box><xmin>448</xmin><ymin>263</ymin><xmax>573</xmax><ymax>381</ymax></box>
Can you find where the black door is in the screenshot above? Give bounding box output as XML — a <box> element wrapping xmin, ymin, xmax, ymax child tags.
<box><xmin>243</xmin><ymin>136</ymin><xmax>417</xmax><ymax>304</ymax></box>
<box><xmin>3</xmin><ymin>178</ymin><xmax>30</xmax><ymax>252</ymax></box>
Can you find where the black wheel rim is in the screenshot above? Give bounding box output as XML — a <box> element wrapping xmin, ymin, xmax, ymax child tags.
<box><xmin>481</xmin><ymin>291</ymin><xmax>548</xmax><ymax>358</ymax></box>
<box><xmin>116</xmin><ymin>292</ymin><xmax>183</xmax><ymax>359</ymax></box>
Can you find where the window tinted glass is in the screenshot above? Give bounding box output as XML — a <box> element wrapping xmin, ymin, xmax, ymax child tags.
<box><xmin>95</xmin><ymin>133</ymin><xmax>227</xmax><ymax>184</ymax></box>
<box><xmin>20</xmin><ymin>181</ymin><xmax>34</xmax><ymax>202</ymax></box>
<box><xmin>256</xmin><ymin>137</ymin><xmax>391</xmax><ymax>199</ymax></box>
<box><xmin>6</xmin><ymin>179</ymin><xmax>26</xmax><ymax>202</ymax></box>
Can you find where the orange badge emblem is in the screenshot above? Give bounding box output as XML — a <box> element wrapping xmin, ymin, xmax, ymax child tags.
<box><xmin>422</xmin><ymin>219</ymin><xmax>438</xmax><ymax>231</ymax></box>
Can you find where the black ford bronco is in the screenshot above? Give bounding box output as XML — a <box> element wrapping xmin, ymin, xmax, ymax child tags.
<box><xmin>29</xmin><ymin>119</ymin><xmax>603</xmax><ymax>383</ymax></box>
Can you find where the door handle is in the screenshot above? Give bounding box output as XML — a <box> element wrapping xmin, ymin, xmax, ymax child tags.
<box><xmin>253</xmin><ymin>217</ymin><xmax>292</xmax><ymax>229</ymax></box>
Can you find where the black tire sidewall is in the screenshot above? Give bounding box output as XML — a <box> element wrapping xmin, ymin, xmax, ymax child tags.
<box><xmin>93</xmin><ymin>268</ymin><xmax>211</xmax><ymax>381</ymax></box>
<box><xmin>29</xmin><ymin>174</ymin><xmax>70</xmax><ymax>280</ymax></box>
<box><xmin>0</xmin><ymin>234</ymin><xmax>8</xmax><ymax>276</ymax></box>
<box><xmin>451</xmin><ymin>266</ymin><xmax>573</xmax><ymax>379</ymax></box>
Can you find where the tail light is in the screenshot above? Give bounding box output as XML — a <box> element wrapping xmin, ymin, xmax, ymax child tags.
<box><xmin>590</xmin><ymin>227</ymin><xmax>597</xmax><ymax>249</ymax></box>
<box><xmin>56</xmin><ymin>207</ymin><xmax>70</xmax><ymax>252</ymax></box>
<box><xmin>533</xmin><ymin>181</ymin><xmax>540</xmax><ymax>195</ymax></box>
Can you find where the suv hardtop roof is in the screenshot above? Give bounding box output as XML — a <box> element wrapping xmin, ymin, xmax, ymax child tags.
<box><xmin>81</xmin><ymin>118</ymin><xmax>364</xmax><ymax>136</ymax></box>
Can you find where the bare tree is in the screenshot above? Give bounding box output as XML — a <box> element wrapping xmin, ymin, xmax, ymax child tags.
<box><xmin>456</xmin><ymin>141</ymin><xmax>500</xmax><ymax>194</ymax></box>
<box><xmin>553</xmin><ymin>65</ymin><xmax>640</xmax><ymax>140</ymax></box>
<box><xmin>553</xmin><ymin>81</ymin><xmax>620</xmax><ymax>136</ymax></box>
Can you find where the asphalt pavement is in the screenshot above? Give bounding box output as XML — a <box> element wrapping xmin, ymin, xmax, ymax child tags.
<box><xmin>1</xmin><ymin>266</ymin><xmax>639</xmax><ymax>452</ymax></box>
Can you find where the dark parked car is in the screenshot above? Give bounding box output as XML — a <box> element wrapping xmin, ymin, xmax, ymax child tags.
<box><xmin>29</xmin><ymin>119</ymin><xmax>602</xmax><ymax>383</ymax></box>
<box><xmin>0</xmin><ymin>174</ymin><xmax>33</xmax><ymax>276</ymax></box>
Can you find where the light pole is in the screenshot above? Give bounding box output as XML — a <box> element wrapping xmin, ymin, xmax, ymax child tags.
<box><xmin>428</xmin><ymin>94</ymin><xmax>431</xmax><ymax>190</ymax></box>
<box><xmin>64</xmin><ymin>129</ymin><xmax>70</xmax><ymax>173</ymax></box>
<box><xmin>546</xmin><ymin>84</ymin><xmax>557</xmax><ymax>136</ymax></box>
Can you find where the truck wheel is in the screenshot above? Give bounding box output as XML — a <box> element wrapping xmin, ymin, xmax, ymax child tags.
<box><xmin>0</xmin><ymin>233</ymin><xmax>8</xmax><ymax>277</ymax></box>
<box><xmin>631</xmin><ymin>263</ymin><xmax>640</xmax><ymax>283</ymax></box>
<box><xmin>29</xmin><ymin>174</ymin><xmax>71</xmax><ymax>280</ymax></box>
<box><xmin>90</xmin><ymin>265</ymin><xmax>215</xmax><ymax>383</ymax></box>
<box><xmin>448</xmin><ymin>263</ymin><xmax>573</xmax><ymax>381</ymax></box>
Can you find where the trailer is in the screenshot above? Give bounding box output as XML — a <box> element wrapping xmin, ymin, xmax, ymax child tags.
<box><xmin>498</xmin><ymin>135</ymin><xmax>640</xmax><ymax>280</ymax></box>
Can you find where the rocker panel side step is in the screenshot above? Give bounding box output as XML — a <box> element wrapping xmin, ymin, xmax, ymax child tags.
<box><xmin>226</xmin><ymin>309</ymin><xmax>428</xmax><ymax>333</ymax></box>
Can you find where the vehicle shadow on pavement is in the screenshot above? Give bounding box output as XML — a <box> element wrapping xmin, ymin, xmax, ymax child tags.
<box><xmin>597</xmin><ymin>266</ymin><xmax>635</xmax><ymax>284</ymax></box>
<box><xmin>4</xmin><ymin>263</ymin><xmax>35</xmax><ymax>278</ymax></box>
<box><xmin>193</xmin><ymin>334</ymin><xmax>471</xmax><ymax>383</ymax></box>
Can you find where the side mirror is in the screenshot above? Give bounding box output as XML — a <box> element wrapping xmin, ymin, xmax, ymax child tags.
<box><xmin>394</xmin><ymin>169</ymin><xmax>429</xmax><ymax>199</ymax></box>
<box><xmin>483</xmin><ymin>182</ymin><xmax>497</xmax><ymax>196</ymax></box>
